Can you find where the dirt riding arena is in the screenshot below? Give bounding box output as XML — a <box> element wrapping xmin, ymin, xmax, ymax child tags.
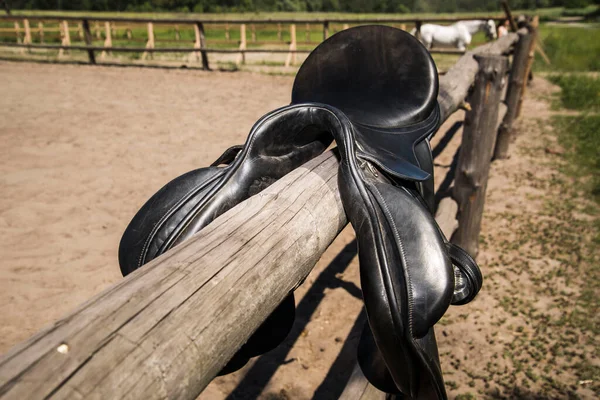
<box><xmin>0</xmin><ymin>61</ymin><xmax>596</xmax><ymax>399</ymax></box>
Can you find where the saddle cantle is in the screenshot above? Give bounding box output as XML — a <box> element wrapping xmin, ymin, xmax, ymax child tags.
<box><xmin>119</xmin><ymin>25</ymin><xmax>482</xmax><ymax>398</ymax></box>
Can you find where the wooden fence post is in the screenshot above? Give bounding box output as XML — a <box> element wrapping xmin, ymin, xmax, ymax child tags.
<box><xmin>493</xmin><ymin>30</ymin><xmax>533</xmax><ymax>160</ymax></box>
<box><xmin>285</xmin><ymin>24</ymin><xmax>297</xmax><ymax>67</ymax></box>
<box><xmin>37</xmin><ymin>21</ymin><xmax>43</xmax><ymax>43</ymax></box>
<box><xmin>100</xmin><ymin>21</ymin><xmax>112</xmax><ymax>59</ymax></box>
<box><xmin>323</xmin><ymin>20</ymin><xmax>329</xmax><ymax>40</ymax></box>
<box><xmin>174</xmin><ymin>24</ymin><xmax>180</xmax><ymax>40</ymax></box>
<box><xmin>14</xmin><ymin>21</ymin><xmax>24</xmax><ymax>53</ymax></box>
<box><xmin>277</xmin><ymin>22</ymin><xmax>282</xmax><ymax>41</ymax></box>
<box><xmin>23</xmin><ymin>19</ymin><xmax>31</xmax><ymax>45</ymax></box>
<box><xmin>58</xmin><ymin>20</ymin><xmax>71</xmax><ymax>57</ymax></box>
<box><xmin>82</xmin><ymin>19</ymin><xmax>96</xmax><ymax>64</ymax></box>
<box><xmin>400</xmin><ymin>23</ymin><xmax>406</xmax><ymax>31</ymax></box>
<box><xmin>452</xmin><ymin>55</ymin><xmax>508</xmax><ymax>257</ymax></box>
<box><xmin>251</xmin><ymin>23</ymin><xmax>256</xmax><ymax>42</ymax></box>
<box><xmin>501</xmin><ymin>0</ymin><xmax>518</xmax><ymax>31</ymax></box>
<box><xmin>343</xmin><ymin>23</ymin><xmax>349</xmax><ymax>30</ymax></box>
<box><xmin>305</xmin><ymin>22</ymin><xmax>310</xmax><ymax>43</ymax></box>
<box><xmin>141</xmin><ymin>22</ymin><xmax>154</xmax><ymax>61</ymax></box>
<box><xmin>236</xmin><ymin>23</ymin><xmax>246</xmax><ymax>66</ymax></box>
<box><xmin>193</xmin><ymin>22</ymin><xmax>210</xmax><ymax>70</ymax></box>
<box><xmin>13</xmin><ymin>21</ymin><xmax>21</xmax><ymax>43</ymax></box>
<box><xmin>192</xmin><ymin>23</ymin><xmax>201</xmax><ymax>61</ymax></box>
<box><xmin>77</xmin><ymin>22</ymin><xmax>83</xmax><ymax>40</ymax></box>
<box><xmin>516</xmin><ymin>15</ymin><xmax>538</xmax><ymax>118</ymax></box>
<box><xmin>225</xmin><ymin>22</ymin><xmax>230</xmax><ymax>40</ymax></box>
<box><xmin>94</xmin><ymin>21</ymin><xmax>101</xmax><ymax>39</ymax></box>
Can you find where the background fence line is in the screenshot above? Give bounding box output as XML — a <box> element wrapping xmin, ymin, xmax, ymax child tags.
<box><xmin>0</xmin><ymin>12</ymin><xmax>510</xmax><ymax>69</ymax></box>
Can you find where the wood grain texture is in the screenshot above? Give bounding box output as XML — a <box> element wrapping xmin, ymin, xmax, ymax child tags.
<box><xmin>452</xmin><ymin>55</ymin><xmax>508</xmax><ymax>257</ymax></box>
<box><xmin>339</xmin><ymin>364</ymin><xmax>381</xmax><ymax>400</ymax></box>
<box><xmin>435</xmin><ymin>197</ymin><xmax>459</xmax><ymax>239</ymax></box>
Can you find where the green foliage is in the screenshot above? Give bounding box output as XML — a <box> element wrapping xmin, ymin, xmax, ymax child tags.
<box><xmin>535</xmin><ymin>25</ymin><xmax>600</xmax><ymax>72</ymax></box>
<box><xmin>548</xmin><ymin>74</ymin><xmax>600</xmax><ymax>110</ymax></box>
<box><xmin>562</xmin><ymin>0</ymin><xmax>591</xmax><ymax>8</ymax></box>
<box><xmin>553</xmin><ymin>113</ymin><xmax>600</xmax><ymax>200</ymax></box>
<box><xmin>549</xmin><ymin>74</ymin><xmax>600</xmax><ymax>200</ymax></box>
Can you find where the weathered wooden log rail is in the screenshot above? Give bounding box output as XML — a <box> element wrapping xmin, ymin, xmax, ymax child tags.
<box><xmin>0</xmin><ymin>24</ymin><xmax>536</xmax><ymax>399</ymax></box>
<box><xmin>0</xmin><ymin>13</ymin><xmax>508</xmax><ymax>69</ymax></box>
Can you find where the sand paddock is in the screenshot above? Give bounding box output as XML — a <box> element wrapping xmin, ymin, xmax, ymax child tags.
<box><xmin>0</xmin><ymin>61</ymin><xmax>291</xmax><ymax>348</ymax></box>
<box><xmin>2</xmin><ymin>61</ymin><xmax>593</xmax><ymax>399</ymax></box>
<box><xmin>0</xmin><ymin>60</ymin><xmax>465</xmax><ymax>398</ymax></box>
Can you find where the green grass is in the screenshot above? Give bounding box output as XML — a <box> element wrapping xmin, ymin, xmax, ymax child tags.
<box><xmin>549</xmin><ymin>74</ymin><xmax>600</xmax><ymax>201</ymax></box>
<box><xmin>553</xmin><ymin>115</ymin><xmax>600</xmax><ymax>201</ymax></box>
<box><xmin>535</xmin><ymin>24</ymin><xmax>600</xmax><ymax>72</ymax></box>
<box><xmin>548</xmin><ymin>74</ymin><xmax>600</xmax><ymax>111</ymax></box>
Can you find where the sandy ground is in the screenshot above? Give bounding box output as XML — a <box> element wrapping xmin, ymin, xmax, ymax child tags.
<box><xmin>0</xmin><ymin>61</ymin><xmax>293</xmax><ymax>350</ymax></box>
<box><xmin>0</xmin><ymin>61</ymin><xmax>597</xmax><ymax>399</ymax></box>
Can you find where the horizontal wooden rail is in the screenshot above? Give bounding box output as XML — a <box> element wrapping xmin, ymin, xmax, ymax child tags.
<box><xmin>0</xmin><ymin>42</ymin><xmax>314</xmax><ymax>53</ymax></box>
<box><xmin>438</xmin><ymin>31</ymin><xmax>519</xmax><ymax>121</ymax></box>
<box><xmin>0</xmin><ymin>14</ymin><xmax>505</xmax><ymax>68</ymax></box>
<box><xmin>0</xmin><ymin>32</ymin><xmax>520</xmax><ymax>399</ymax></box>
<box><xmin>0</xmin><ymin>41</ymin><xmax>467</xmax><ymax>55</ymax></box>
<box><xmin>0</xmin><ymin>14</ymin><xmax>507</xmax><ymax>24</ymax></box>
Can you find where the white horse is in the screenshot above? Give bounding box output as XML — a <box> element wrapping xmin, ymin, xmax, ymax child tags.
<box><xmin>412</xmin><ymin>20</ymin><xmax>497</xmax><ymax>51</ymax></box>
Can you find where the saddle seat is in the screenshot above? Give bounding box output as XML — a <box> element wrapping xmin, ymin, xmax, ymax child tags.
<box><xmin>292</xmin><ymin>25</ymin><xmax>440</xmax><ymax>208</ymax></box>
<box><xmin>118</xmin><ymin>25</ymin><xmax>482</xmax><ymax>399</ymax></box>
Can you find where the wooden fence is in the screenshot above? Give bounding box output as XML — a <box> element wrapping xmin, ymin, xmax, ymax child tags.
<box><xmin>0</xmin><ymin>22</ymin><xmax>537</xmax><ymax>400</ymax></box>
<box><xmin>0</xmin><ymin>13</ymin><xmax>510</xmax><ymax>69</ymax></box>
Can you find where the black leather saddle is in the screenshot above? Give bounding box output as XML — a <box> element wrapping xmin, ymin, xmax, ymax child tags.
<box><xmin>119</xmin><ymin>26</ymin><xmax>482</xmax><ymax>398</ymax></box>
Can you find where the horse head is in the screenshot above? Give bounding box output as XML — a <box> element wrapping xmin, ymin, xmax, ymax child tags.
<box><xmin>485</xmin><ymin>19</ymin><xmax>497</xmax><ymax>40</ymax></box>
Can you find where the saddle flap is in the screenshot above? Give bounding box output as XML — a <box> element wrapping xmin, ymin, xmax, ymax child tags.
<box><xmin>340</xmin><ymin>170</ymin><xmax>453</xmax><ymax>397</ymax></box>
<box><xmin>365</xmin><ymin>180</ymin><xmax>455</xmax><ymax>338</ymax></box>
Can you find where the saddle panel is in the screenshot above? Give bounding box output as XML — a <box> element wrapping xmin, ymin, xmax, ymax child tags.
<box><xmin>118</xmin><ymin>166</ymin><xmax>224</xmax><ymax>275</ymax></box>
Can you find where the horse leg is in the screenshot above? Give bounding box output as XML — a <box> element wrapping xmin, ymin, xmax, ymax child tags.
<box><xmin>422</xmin><ymin>33</ymin><xmax>432</xmax><ymax>49</ymax></box>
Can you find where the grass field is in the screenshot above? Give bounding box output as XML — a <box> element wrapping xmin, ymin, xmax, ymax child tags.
<box><xmin>548</xmin><ymin>74</ymin><xmax>600</xmax><ymax>201</ymax></box>
<box><xmin>535</xmin><ymin>24</ymin><xmax>600</xmax><ymax>72</ymax></box>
